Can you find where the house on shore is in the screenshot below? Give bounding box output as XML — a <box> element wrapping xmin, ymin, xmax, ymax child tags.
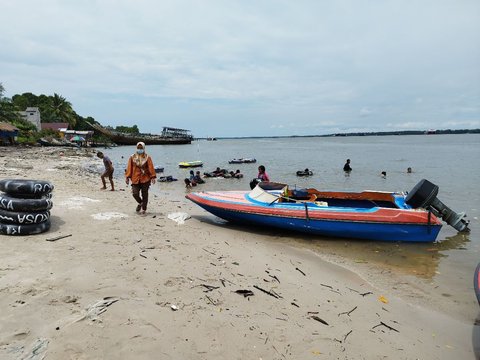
<box><xmin>19</xmin><ymin>107</ymin><xmax>41</xmax><ymax>131</ymax></box>
<box><xmin>0</xmin><ymin>122</ymin><xmax>19</xmax><ymax>145</ymax></box>
<box><xmin>41</xmin><ymin>122</ymin><xmax>70</xmax><ymax>135</ymax></box>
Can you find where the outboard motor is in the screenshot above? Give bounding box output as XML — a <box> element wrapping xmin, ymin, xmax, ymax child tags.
<box><xmin>405</xmin><ymin>179</ymin><xmax>469</xmax><ymax>232</ymax></box>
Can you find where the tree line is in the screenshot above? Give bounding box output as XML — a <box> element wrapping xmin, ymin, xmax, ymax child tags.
<box><xmin>0</xmin><ymin>82</ymin><xmax>139</xmax><ymax>134</ymax></box>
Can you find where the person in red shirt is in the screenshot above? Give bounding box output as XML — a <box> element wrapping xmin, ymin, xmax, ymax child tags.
<box><xmin>125</xmin><ymin>142</ymin><xmax>156</xmax><ymax>214</ymax></box>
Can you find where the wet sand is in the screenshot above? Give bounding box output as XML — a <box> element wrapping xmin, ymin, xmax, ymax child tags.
<box><xmin>0</xmin><ymin>146</ymin><xmax>478</xmax><ymax>359</ymax></box>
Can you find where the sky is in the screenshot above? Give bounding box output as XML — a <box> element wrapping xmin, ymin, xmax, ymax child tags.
<box><xmin>1</xmin><ymin>0</ymin><xmax>479</xmax><ymax>137</ymax></box>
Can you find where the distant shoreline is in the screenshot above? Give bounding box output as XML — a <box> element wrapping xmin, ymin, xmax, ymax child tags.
<box><xmin>197</xmin><ymin>128</ymin><xmax>480</xmax><ymax>140</ymax></box>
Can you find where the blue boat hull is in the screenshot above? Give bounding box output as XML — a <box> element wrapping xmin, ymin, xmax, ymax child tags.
<box><xmin>196</xmin><ymin>203</ymin><xmax>441</xmax><ymax>242</ymax></box>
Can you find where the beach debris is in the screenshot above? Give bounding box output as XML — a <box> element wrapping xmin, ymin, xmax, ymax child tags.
<box><xmin>371</xmin><ymin>321</ymin><xmax>399</xmax><ymax>333</ymax></box>
<box><xmin>200</xmin><ymin>284</ymin><xmax>220</xmax><ymax>292</ymax></box>
<box><xmin>139</xmin><ymin>254</ymin><xmax>147</xmax><ymax>259</ymax></box>
<box><xmin>295</xmin><ymin>267</ymin><xmax>306</xmax><ymax>276</ymax></box>
<box><xmin>334</xmin><ymin>330</ymin><xmax>353</xmax><ymax>344</ymax></box>
<box><xmin>232</xmin><ymin>261</ymin><xmax>239</xmax><ymax>265</ymax></box>
<box><xmin>253</xmin><ymin>285</ymin><xmax>282</xmax><ymax>299</ymax></box>
<box><xmin>76</xmin><ymin>297</ymin><xmax>119</xmax><ymax>322</ymax></box>
<box><xmin>22</xmin><ymin>338</ymin><xmax>49</xmax><ymax>360</ymax></box>
<box><xmin>267</xmin><ymin>273</ymin><xmax>280</xmax><ymax>283</ymax></box>
<box><xmin>46</xmin><ymin>234</ymin><xmax>72</xmax><ymax>242</ymax></box>
<box><xmin>205</xmin><ymin>295</ymin><xmax>218</xmax><ymax>305</ymax></box>
<box><xmin>378</xmin><ymin>295</ymin><xmax>389</xmax><ymax>304</ymax></box>
<box><xmin>338</xmin><ymin>306</ymin><xmax>358</xmax><ymax>317</ymax></box>
<box><xmin>291</xmin><ymin>302</ymin><xmax>299</xmax><ymax>308</ymax></box>
<box><xmin>167</xmin><ymin>212</ymin><xmax>191</xmax><ymax>224</ymax></box>
<box><xmin>234</xmin><ymin>289</ymin><xmax>254</xmax><ymax>298</ymax></box>
<box><xmin>170</xmin><ymin>304</ymin><xmax>179</xmax><ymax>311</ymax></box>
<box><xmin>310</xmin><ymin>315</ymin><xmax>329</xmax><ymax>326</ymax></box>
<box><xmin>360</xmin><ymin>291</ymin><xmax>373</xmax><ymax>297</ymax></box>
<box><xmin>91</xmin><ymin>212</ymin><xmax>128</xmax><ymax>220</ymax></box>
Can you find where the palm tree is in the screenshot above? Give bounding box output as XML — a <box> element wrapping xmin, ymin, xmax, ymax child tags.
<box><xmin>50</xmin><ymin>93</ymin><xmax>76</xmax><ymax>127</ymax></box>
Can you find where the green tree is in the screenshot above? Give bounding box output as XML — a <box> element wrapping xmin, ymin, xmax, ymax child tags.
<box><xmin>0</xmin><ymin>82</ymin><xmax>21</xmax><ymax>123</ymax></box>
<box><xmin>49</xmin><ymin>93</ymin><xmax>76</xmax><ymax>127</ymax></box>
<box><xmin>115</xmin><ymin>125</ymin><xmax>140</xmax><ymax>134</ymax></box>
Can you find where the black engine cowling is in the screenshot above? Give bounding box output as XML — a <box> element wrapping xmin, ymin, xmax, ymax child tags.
<box><xmin>405</xmin><ymin>179</ymin><xmax>469</xmax><ymax>232</ymax></box>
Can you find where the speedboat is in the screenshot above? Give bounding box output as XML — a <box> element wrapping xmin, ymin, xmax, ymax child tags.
<box><xmin>178</xmin><ymin>161</ymin><xmax>203</xmax><ymax>168</ymax></box>
<box><xmin>186</xmin><ymin>179</ymin><xmax>469</xmax><ymax>242</ymax></box>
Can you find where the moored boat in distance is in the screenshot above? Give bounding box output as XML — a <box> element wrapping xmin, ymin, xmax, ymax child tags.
<box><xmin>179</xmin><ymin>161</ymin><xmax>203</xmax><ymax>168</ymax></box>
<box><xmin>228</xmin><ymin>158</ymin><xmax>257</xmax><ymax>164</ymax></box>
<box><xmin>186</xmin><ymin>179</ymin><xmax>469</xmax><ymax>242</ymax></box>
<box><xmin>87</xmin><ymin>122</ymin><xmax>193</xmax><ymax>145</ymax></box>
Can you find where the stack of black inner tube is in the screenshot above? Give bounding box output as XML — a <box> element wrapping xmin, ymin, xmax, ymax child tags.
<box><xmin>0</xmin><ymin>179</ymin><xmax>53</xmax><ymax>235</ymax></box>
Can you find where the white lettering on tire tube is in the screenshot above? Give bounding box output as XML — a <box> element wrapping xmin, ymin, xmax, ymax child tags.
<box><xmin>0</xmin><ymin>208</ymin><xmax>50</xmax><ymax>224</ymax></box>
<box><xmin>0</xmin><ymin>179</ymin><xmax>54</xmax><ymax>196</ymax></box>
<box><xmin>0</xmin><ymin>194</ymin><xmax>53</xmax><ymax>212</ymax></box>
<box><xmin>0</xmin><ymin>219</ymin><xmax>51</xmax><ymax>235</ymax></box>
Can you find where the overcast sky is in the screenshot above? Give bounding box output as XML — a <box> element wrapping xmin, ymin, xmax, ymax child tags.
<box><xmin>1</xmin><ymin>0</ymin><xmax>479</xmax><ymax>137</ymax></box>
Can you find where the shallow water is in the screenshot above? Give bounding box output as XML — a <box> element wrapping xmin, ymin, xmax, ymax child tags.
<box><xmin>103</xmin><ymin>133</ymin><xmax>480</xmax><ymax>314</ymax></box>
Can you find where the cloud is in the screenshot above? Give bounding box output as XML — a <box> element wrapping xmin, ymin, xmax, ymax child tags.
<box><xmin>0</xmin><ymin>0</ymin><xmax>479</xmax><ymax>137</ymax></box>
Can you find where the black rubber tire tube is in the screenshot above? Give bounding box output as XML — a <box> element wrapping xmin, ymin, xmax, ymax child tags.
<box><xmin>0</xmin><ymin>193</ymin><xmax>53</xmax><ymax>212</ymax></box>
<box><xmin>0</xmin><ymin>219</ymin><xmax>51</xmax><ymax>235</ymax></box>
<box><xmin>0</xmin><ymin>179</ymin><xmax>54</xmax><ymax>196</ymax></box>
<box><xmin>0</xmin><ymin>208</ymin><xmax>50</xmax><ymax>224</ymax></box>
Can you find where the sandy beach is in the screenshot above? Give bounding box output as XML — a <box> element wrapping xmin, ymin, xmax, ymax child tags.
<box><xmin>0</xmin><ymin>146</ymin><xmax>478</xmax><ymax>360</ymax></box>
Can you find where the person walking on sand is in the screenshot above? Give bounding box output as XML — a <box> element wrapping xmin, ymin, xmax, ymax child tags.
<box><xmin>97</xmin><ymin>151</ymin><xmax>115</xmax><ymax>191</ymax></box>
<box><xmin>125</xmin><ymin>142</ymin><xmax>156</xmax><ymax>215</ymax></box>
<box><xmin>343</xmin><ymin>159</ymin><xmax>352</xmax><ymax>172</ymax></box>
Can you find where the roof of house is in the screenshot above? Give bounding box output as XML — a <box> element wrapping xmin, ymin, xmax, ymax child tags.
<box><xmin>41</xmin><ymin>123</ymin><xmax>69</xmax><ymax>131</ymax></box>
<box><xmin>0</xmin><ymin>122</ymin><xmax>20</xmax><ymax>131</ymax></box>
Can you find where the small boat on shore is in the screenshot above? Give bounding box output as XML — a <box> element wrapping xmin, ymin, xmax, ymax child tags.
<box><xmin>179</xmin><ymin>161</ymin><xmax>203</xmax><ymax>168</ymax></box>
<box><xmin>228</xmin><ymin>158</ymin><xmax>256</xmax><ymax>164</ymax></box>
<box><xmin>186</xmin><ymin>179</ymin><xmax>469</xmax><ymax>242</ymax></box>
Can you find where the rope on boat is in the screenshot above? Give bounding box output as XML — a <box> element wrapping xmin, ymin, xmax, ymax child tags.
<box><xmin>304</xmin><ymin>203</ymin><xmax>310</xmax><ymax>221</ymax></box>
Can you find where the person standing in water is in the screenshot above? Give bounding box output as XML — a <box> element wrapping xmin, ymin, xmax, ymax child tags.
<box><xmin>343</xmin><ymin>159</ymin><xmax>352</xmax><ymax>172</ymax></box>
<box><xmin>125</xmin><ymin>142</ymin><xmax>156</xmax><ymax>215</ymax></box>
<box><xmin>97</xmin><ymin>151</ymin><xmax>115</xmax><ymax>191</ymax></box>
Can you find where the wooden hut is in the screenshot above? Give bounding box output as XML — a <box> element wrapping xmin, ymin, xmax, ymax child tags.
<box><xmin>0</xmin><ymin>122</ymin><xmax>19</xmax><ymax>145</ymax></box>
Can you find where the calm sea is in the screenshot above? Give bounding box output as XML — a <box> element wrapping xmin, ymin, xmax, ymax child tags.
<box><xmin>103</xmin><ymin>134</ymin><xmax>480</xmax><ymax>306</ymax></box>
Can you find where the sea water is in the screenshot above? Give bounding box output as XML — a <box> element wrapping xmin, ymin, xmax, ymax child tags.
<box><xmin>104</xmin><ymin>134</ymin><xmax>480</xmax><ymax>313</ymax></box>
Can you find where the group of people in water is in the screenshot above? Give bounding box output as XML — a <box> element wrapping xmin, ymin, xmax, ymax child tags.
<box><xmin>97</xmin><ymin>146</ymin><xmax>413</xmax><ymax>216</ymax></box>
<box><xmin>343</xmin><ymin>158</ymin><xmax>412</xmax><ymax>178</ymax></box>
<box><xmin>184</xmin><ymin>167</ymin><xmax>245</xmax><ymax>187</ymax></box>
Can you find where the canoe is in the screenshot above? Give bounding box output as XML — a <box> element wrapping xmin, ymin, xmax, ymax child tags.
<box><xmin>179</xmin><ymin>161</ymin><xmax>203</xmax><ymax>168</ymax></box>
<box><xmin>186</xmin><ymin>179</ymin><xmax>469</xmax><ymax>242</ymax></box>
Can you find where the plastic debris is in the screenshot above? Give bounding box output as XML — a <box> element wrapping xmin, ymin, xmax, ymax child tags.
<box><xmin>167</xmin><ymin>212</ymin><xmax>191</xmax><ymax>225</ymax></box>
<box><xmin>91</xmin><ymin>212</ymin><xmax>128</xmax><ymax>220</ymax></box>
<box><xmin>23</xmin><ymin>338</ymin><xmax>49</xmax><ymax>360</ymax></box>
<box><xmin>378</xmin><ymin>295</ymin><xmax>389</xmax><ymax>304</ymax></box>
<box><xmin>76</xmin><ymin>297</ymin><xmax>119</xmax><ymax>322</ymax></box>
